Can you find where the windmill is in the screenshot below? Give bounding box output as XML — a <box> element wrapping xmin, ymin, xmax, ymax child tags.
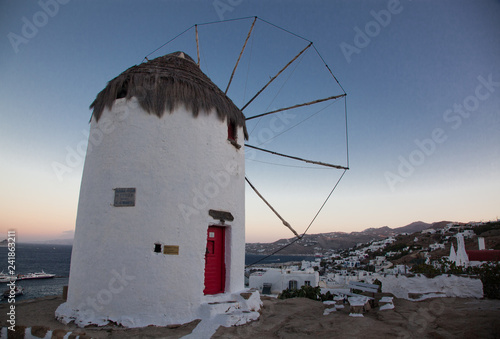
<box><xmin>56</xmin><ymin>17</ymin><xmax>348</xmax><ymax>328</ymax></box>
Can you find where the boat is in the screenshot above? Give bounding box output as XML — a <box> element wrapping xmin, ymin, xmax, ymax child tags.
<box><xmin>0</xmin><ymin>271</ymin><xmax>17</xmax><ymax>283</ymax></box>
<box><xmin>3</xmin><ymin>285</ymin><xmax>23</xmax><ymax>299</ymax></box>
<box><xmin>17</xmin><ymin>270</ymin><xmax>55</xmax><ymax>280</ymax></box>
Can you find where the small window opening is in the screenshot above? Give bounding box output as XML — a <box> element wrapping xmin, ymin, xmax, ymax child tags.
<box><xmin>116</xmin><ymin>80</ymin><xmax>128</xmax><ymax>99</ymax></box>
<box><xmin>228</xmin><ymin>121</ymin><xmax>241</xmax><ymax>149</ymax></box>
<box><xmin>228</xmin><ymin>121</ymin><xmax>237</xmax><ymax>141</ymax></box>
<box><xmin>154</xmin><ymin>243</ymin><xmax>162</xmax><ymax>253</ymax></box>
<box><xmin>304</xmin><ymin>280</ymin><xmax>311</xmax><ymax>286</ymax></box>
<box><xmin>288</xmin><ymin>280</ymin><xmax>298</xmax><ymax>290</ymax></box>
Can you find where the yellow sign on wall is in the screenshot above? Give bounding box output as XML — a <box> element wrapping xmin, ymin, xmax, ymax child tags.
<box><xmin>163</xmin><ymin>245</ymin><xmax>179</xmax><ymax>255</ymax></box>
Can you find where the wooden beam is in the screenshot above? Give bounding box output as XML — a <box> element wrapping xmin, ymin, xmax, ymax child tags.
<box><xmin>225</xmin><ymin>17</ymin><xmax>257</xmax><ymax>94</ymax></box>
<box><xmin>195</xmin><ymin>24</ymin><xmax>200</xmax><ymax>66</ymax></box>
<box><xmin>241</xmin><ymin>42</ymin><xmax>312</xmax><ymax>111</ymax></box>
<box><xmin>245</xmin><ymin>94</ymin><xmax>346</xmax><ymax>120</ymax></box>
<box><xmin>245</xmin><ymin>177</ymin><xmax>300</xmax><ymax>239</ymax></box>
<box><xmin>245</xmin><ymin>144</ymin><xmax>349</xmax><ymax>170</ymax></box>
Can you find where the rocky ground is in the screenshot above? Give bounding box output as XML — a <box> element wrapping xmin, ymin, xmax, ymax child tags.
<box><xmin>1</xmin><ymin>295</ymin><xmax>499</xmax><ymax>338</ymax></box>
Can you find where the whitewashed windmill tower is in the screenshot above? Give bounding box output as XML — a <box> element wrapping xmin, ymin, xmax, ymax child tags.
<box><xmin>56</xmin><ymin>52</ymin><xmax>257</xmax><ymax>327</ymax></box>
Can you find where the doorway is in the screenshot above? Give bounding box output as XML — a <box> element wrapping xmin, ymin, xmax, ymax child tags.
<box><xmin>204</xmin><ymin>226</ymin><xmax>225</xmax><ymax>294</ymax></box>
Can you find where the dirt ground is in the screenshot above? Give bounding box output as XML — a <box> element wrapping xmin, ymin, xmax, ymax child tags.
<box><xmin>1</xmin><ymin>295</ymin><xmax>499</xmax><ymax>338</ymax></box>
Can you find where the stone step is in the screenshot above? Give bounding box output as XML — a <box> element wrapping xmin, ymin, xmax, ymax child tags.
<box><xmin>201</xmin><ymin>300</ymin><xmax>241</xmax><ymax>318</ymax></box>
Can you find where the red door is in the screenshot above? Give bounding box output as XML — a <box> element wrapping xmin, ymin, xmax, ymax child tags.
<box><xmin>204</xmin><ymin>226</ymin><xmax>225</xmax><ymax>295</ymax></box>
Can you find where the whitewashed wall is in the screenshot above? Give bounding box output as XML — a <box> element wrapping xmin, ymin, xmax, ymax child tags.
<box><xmin>249</xmin><ymin>268</ymin><xmax>319</xmax><ymax>294</ymax></box>
<box><xmin>57</xmin><ymin>97</ymin><xmax>245</xmax><ymax>327</ymax></box>
<box><xmin>378</xmin><ymin>274</ymin><xmax>483</xmax><ymax>300</ymax></box>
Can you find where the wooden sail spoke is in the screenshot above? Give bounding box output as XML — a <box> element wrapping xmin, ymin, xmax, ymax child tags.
<box><xmin>245</xmin><ymin>144</ymin><xmax>349</xmax><ymax>170</ymax></box>
<box><xmin>195</xmin><ymin>24</ymin><xmax>200</xmax><ymax>66</ymax></box>
<box><xmin>225</xmin><ymin>17</ymin><xmax>257</xmax><ymax>94</ymax></box>
<box><xmin>240</xmin><ymin>42</ymin><xmax>313</xmax><ymax>111</ymax></box>
<box><xmin>245</xmin><ymin>94</ymin><xmax>346</xmax><ymax>121</ymax></box>
<box><xmin>245</xmin><ymin>177</ymin><xmax>300</xmax><ymax>239</ymax></box>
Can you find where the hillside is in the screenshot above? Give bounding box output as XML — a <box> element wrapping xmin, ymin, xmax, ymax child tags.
<box><xmin>390</xmin><ymin>224</ymin><xmax>500</xmax><ymax>265</ymax></box>
<box><xmin>245</xmin><ymin>221</ymin><xmax>451</xmax><ymax>255</ymax></box>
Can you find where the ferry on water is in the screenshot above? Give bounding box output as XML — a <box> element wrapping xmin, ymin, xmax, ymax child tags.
<box><xmin>0</xmin><ymin>271</ymin><xmax>16</xmax><ymax>283</ymax></box>
<box><xmin>17</xmin><ymin>270</ymin><xmax>55</xmax><ymax>280</ymax></box>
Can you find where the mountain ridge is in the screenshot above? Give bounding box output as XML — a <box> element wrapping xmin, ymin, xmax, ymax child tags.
<box><xmin>246</xmin><ymin>220</ymin><xmax>452</xmax><ymax>255</ymax></box>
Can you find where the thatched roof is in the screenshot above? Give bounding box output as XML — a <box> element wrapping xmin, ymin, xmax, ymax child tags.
<box><xmin>90</xmin><ymin>51</ymin><xmax>248</xmax><ymax>139</ymax></box>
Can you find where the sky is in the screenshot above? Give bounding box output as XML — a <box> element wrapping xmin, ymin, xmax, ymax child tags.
<box><xmin>0</xmin><ymin>0</ymin><xmax>499</xmax><ymax>243</ymax></box>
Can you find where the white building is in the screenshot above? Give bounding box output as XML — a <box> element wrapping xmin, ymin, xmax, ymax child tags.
<box><xmin>429</xmin><ymin>243</ymin><xmax>445</xmax><ymax>251</ymax></box>
<box><xmin>301</xmin><ymin>260</ymin><xmax>320</xmax><ymax>269</ymax></box>
<box><xmin>56</xmin><ymin>52</ymin><xmax>257</xmax><ymax>327</ymax></box>
<box><xmin>448</xmin><ymin>234</ymin><xmax>500</xmax><ymax>268</ymax></box>
<box><xmin>392</xmin><ymin>264</ymin><xmax>409</xmax><ymax>274</ymax></box>
<box><xmin>448</xmin><ymin>243</ymin><xmax>457</xmax><ymax>263</ymax></box>
<box><xmin>458</xmin><ymin>230</ymin><xmax>475</xmax><ymax>239</ymax></box>
<box><xmin>344</xmin><ymin>259</ymin><xmax>361</xmax><ymax>268</ymax></box>
<box><xmin>455</xmin><ymin>233</ymin><xmax>469</xmax><ymax>266</ymax></box>
<box><xmin>249</xmin><ymin>268</ymin><xmax>319</xmax><ymax>294</ymax></box>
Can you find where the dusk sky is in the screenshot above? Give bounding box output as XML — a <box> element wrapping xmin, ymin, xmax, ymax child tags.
<box><xmin>1</xmin><ymin>1</ymin><xmax>499</xmax><ymax>243</ymax></box>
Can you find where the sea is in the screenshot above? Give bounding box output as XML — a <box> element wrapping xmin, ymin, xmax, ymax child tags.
<box><xmin>0</xmin><ymin>244</ymin><xmax>314</xmax><ymax>303</ymax></box>
<box><xmin>0</xmin><ymin>243</ymin><xmax>71</xmax><ymax>303</ymax></box>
